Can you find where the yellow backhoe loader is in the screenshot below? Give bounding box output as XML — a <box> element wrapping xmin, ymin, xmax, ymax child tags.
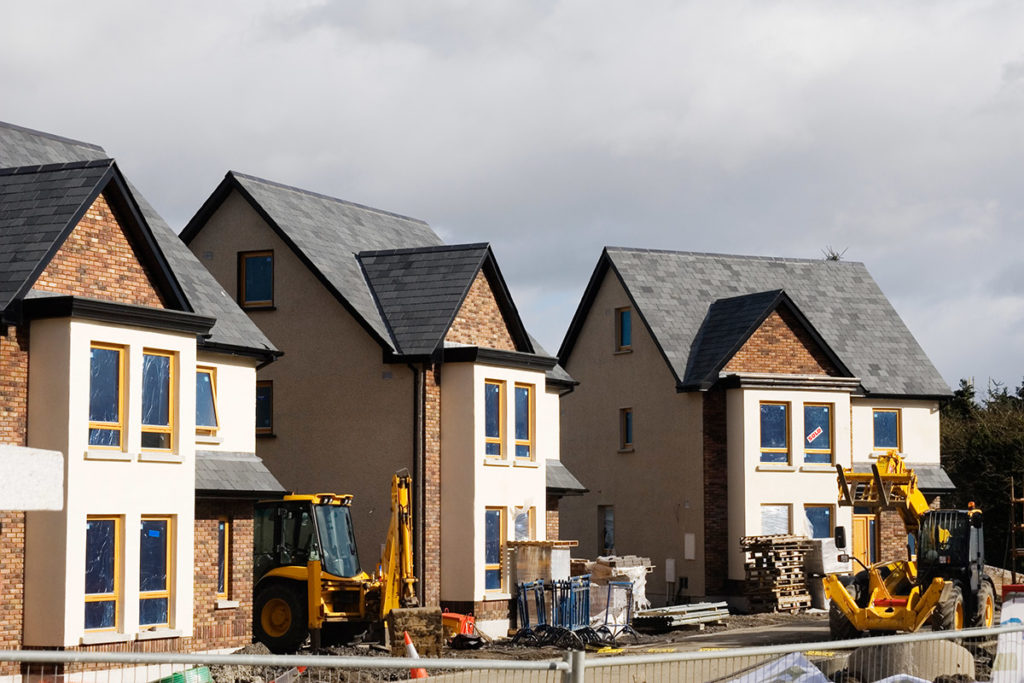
<box><xmin>823</xmin><ymin>451</ymin><xmax>994</xmax><ymax>638</ymax></box>
<box><xmin>252</xmin><ymin>473</ymin><xmax>418</xmax><ymax>652</ymax></box>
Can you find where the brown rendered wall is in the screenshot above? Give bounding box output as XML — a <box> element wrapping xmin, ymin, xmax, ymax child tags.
<box><xmin>423</xmin><ymin>367</ymin><xmax>442</xmax><ymax>606</ymax></box>
<box><xmin>723</xmin><ymin>308</ymin><xmax>840</xmax><ymax>376</ymax></box>
<box><xmin>702</xmin><ymin>388</ymin><xmax>729</xmax><ymax>594</ymax></box>
<box><xmin>445</xmin><ymin>272</ymin><xmax>516</xmax><ymax>351</ymax></box>
<box><xmin>32</xmin><ymin>193</ymin><xmax>166</xmax><ymax>308</ymax></box>
<box><xmin>193</xmin><ymin>501</ymin><xmax>255</xmax><ymax>651</ymax></box>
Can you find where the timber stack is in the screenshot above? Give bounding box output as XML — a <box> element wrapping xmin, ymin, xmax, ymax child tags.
<box><xmin>740</xmin><ymin>535</ymin><xmax>814</xmax><ymax>613</ymax></box>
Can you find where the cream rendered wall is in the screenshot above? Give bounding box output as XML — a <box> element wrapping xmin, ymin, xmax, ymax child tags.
<box><xmin>187</xmin><ymin>191</ymin><xmax>413</xmax><ymax>558</ymax></box>
<box><xmin>726</xmin><ymin>386</ymin><xmax>854</xmax><ymax>581</ymax></box>
<box><xmin>559</xmin><ymin>271</ymin><xmax>706</xmax><ymax>600</ymax></box>
<box><xmin>851</xmin><ymin>398</ymin><xmax>941</xmax><ymax>466</ymax></box>
<box><xmin>195</xmin><ymin>351</ymin><xmax>257</xmax><ymax>454</ymax></box>
<box><xmin>25</xmin><ymin>317</ymin><xmax>196</xmax><ymax>646</ymax></box>
<box><xmin>439</xmin><ymin>361</ymin><xmax>550</xmax><ymax>604</ymax></box>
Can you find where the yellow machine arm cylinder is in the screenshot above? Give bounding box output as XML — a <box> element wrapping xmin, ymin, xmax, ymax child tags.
<box><xmin>378</xmin><ymin>473</ymin><xmax>418</xmax><ymax>619</ymax></box>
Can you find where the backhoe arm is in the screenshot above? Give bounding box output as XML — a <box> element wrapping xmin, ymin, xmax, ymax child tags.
<box><xmin>378</xmin><ymin>473</ymin><xmax>418</xmax><ymax>618</ymax></box>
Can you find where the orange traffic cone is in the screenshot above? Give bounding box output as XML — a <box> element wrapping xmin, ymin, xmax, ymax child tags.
<box><xmin>404</xmin><ymin>630</ymin><xmax>428</xmax><ymax>679</ymax></box>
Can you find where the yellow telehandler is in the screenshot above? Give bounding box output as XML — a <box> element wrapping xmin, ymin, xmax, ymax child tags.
<box><xmin>252</xmin><ymin>473</ymin><xmax>418</xmax><ymax>652</ymax></box>
<box><xmin>823</xmin><ymin>451</ymin><xmax>995</xmax><ymax>638</ymax></box>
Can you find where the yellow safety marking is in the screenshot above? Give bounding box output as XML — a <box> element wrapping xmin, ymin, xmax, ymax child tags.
<box><xmin>700</xmin><ymin>647</ymin><xmax>728</xmax><ymax>652</ymax></box>
<box><xmin>803</xmin><ymin>650</ymin><xmax>837</xmax><ymax>656</ymax></box>
<box><xmin>644</xmin><ymin>648</ymin><xmax>677</xmax><ymax>653</ymax></box>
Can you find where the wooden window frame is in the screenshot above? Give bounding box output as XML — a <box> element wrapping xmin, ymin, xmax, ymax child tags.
<box><xmin>484</xmin><ymin>380</ymin><xmax>506</xmax><ymax>459</ymax></box>
<box><xmin>513</xmin><ymin>507</ymin><xmax>536</xmax><ymax>541</ymax></box>
<box><xmin>196</xmin><ymin>367</ymin><xmax>220</xmax><ymax>436</ymax></box>
<box><xmin>88</xmin><ymin>343</ymin><xmax>125</xmax><ymax>450</ymax></box>
<box><xmin>803</xmin><ymin>403</ymin><xmax>834</xmax><ymax>464</ymax></box>
<box><xmin>216</xmin><ymin>517</ymin><xmax>230</xmax><ymax>599</ymax></box>
<box><xmin>238</xmin><ymin>250</ymin><xmax>275</xmax><ymax>309</ymax></box>
<box><xmin>85</xmin><ymin>515</ymin><xmax>121</xmax><ymax>632</ymax></box>
<box><xmin>619</xmin><ymin>407</ymin><xmax>634</xmax><ymax>451</ymax></box>
<box><xmin>615</xmin><ymin>307</ymin><xmax>632</xmax><ymax>352</ymax></box>
<box><xmin>141</xmin><ymin>350</ymin><xmax>175</xmax><ymax>451</ymax></box>
<box><xmin>139</xmin><ymin>516</ymin><xmax>174</xmax><ymax>628</ymax></box>
<box><xmin>513</xmin><ymin>383</ymin><xmax>535</xmax><ymax>460</ymax></box>
<box><xmin>803</xmin><ymin>504</ymin><xmax>834</xmax><ymax>539</ymax></box>
<box><xmin>759</xmin><ymin>401</ymin><xmax>790</xmax><ymax>463</ymax></box>
<box><xmin>256</xmin><ymin>380</ymin><xmax>274</xmax><ymax>436</ymax></box>
<box><xmin>484</xmin><ymin>507</ymin><xmax>506</xmax><ymax>592</ymax></box>
<box><xmin>872</xmin><ymin>408</ymin><xmax>902</xmax><ymax>451</ymax></box>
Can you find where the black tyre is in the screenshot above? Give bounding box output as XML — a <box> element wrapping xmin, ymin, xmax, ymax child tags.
<box><xmin>932</xmin><ymin>583</ymin><xmax>965</xmax><ymax>631</ymax></box>
<box><xmin>972</xmin><ymin>578</ymin><xmax>995</xmax><ymax>628</ymax></box>
<box><xmin>254</xmin><ymin>582</ymin><xmax>308</xmax><ymax>653</ymax></box>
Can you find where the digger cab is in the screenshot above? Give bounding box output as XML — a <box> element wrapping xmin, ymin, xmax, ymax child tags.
<box><xmin>254</xmin><ymin>494</ymin><xmax>363</xmax><ymax>581</ymax></box>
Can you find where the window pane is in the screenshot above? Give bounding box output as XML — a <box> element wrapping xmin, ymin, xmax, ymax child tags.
<box><xmin>804</xmin><ymin>405</ymin><xmax>831</xmax><ymax>463</ymax></box>
<box><xmin>760</xmin><ymin>404</ymin><xmax>787</xmax><ymax>449</ymax></box>
<box><xmin>217</xmin><ymin>521</ymin><xmax>227</xmax><ymax>595</ymax></box>
<box><xmin>85</xmin><ymin>519</ymin><xmax>116</xmax><ymax>594</ymax></box>
<box><xmin>244</xmin><ymin>254</ymin><xmax>273</xmax><ymax>303</ymax></box>
<box><xmin>485</xmin><ymin>568</ymin><xmax>502</xmax><ymax>590</ymax></box>
<box><xmin>85</xmin><ymin>601</ymin><xmax>116</xmax><ymax>630</ymax></box>
<box><xmin>804</xmin><ymin>507</ymin><xmax>831</xmax><ymax>538</ymax></box>
<box><xmin>140</xmin><ymin>520</ymin><xmax>168</xmax><ymax>592</ymax></box>
<box><xmin>874</xmin><ymin>411</ymin><xmax>899</xmax><ymax>448</ymax></box>
<box><xmin>142</xmin><ymin>354</ymin><xmax>170</xmax><ymax>427</ymax></box>
<box><xmin>485</xmin><ymin>510</ymin><xmax>501</xmax><ymax>565</ymax></box>
<box><xmin>623</xmin><ymin>409</ymin><xmax>633</xmax><ymax>445</ymax></box>
<box><xmin>485</xmin><ymin>383</ymin><xmax>500</xmax><ymax>439</ymax></box>
<box><xmin>515</xmin><ymin>386</ymin><xmax>530</xmax><ymax>441</ymax></box>
<box><xmin>89</xmin><ymin>428</ymin><xmax>121</xmax><ymax>447</ymax></box>
<box><xmin>619</xmin><ymin>310</ymin><xmax>631</xmax><ymax>348</ymax></box>
<box><xmin>485</xmin><ymin>442</ymin><xmax>501</xmax><ymax>456</ymax></box>
<box><xmin>600</xmin><ymin>506</ymin><xmax>615</xmax><ymax>553</ymax></box>
<box><xmin>196</xmin><ymin>372</ymin><xmax>217</xmax><ymax>428</ymax></box>
<box><xmin>141</xmin><ymin>432</ymin><xmax>171</xmax><ymax>449</ymax></box>
<box><xmin>256</xmin><ymin>384</ymin><xmax>272</xmax><ymax>431</ymax></box>
<box><xmin>140</xmin><ymin>597</ymin><xmax>168</xmax><ymax>626</ymax></box>
<box><xmin>89</xmin><ymin>348</ymin><xmax>119</xmax><ymax>423</ymax></box>
<box><xmin>514</xmin><ymin>512</ymin><xmax>530</xmax><ymax>541</ymax></box>
<box><xmin>761</xmin><ymin>505</ymin><xmax>790</xmax><ymax>535</ymax></box>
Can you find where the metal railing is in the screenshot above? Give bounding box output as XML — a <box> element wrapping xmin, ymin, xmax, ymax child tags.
<box><xmin>2</xmin><ymin>622</ymin><xmax>1023</xmax><ymax>683</ymax></box>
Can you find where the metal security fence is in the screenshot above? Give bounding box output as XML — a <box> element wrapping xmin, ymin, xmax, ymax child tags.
<box><xmin>3</xmin><ymin>622</ymin><xmax>1024</xmax><ymax>683</ymax></box>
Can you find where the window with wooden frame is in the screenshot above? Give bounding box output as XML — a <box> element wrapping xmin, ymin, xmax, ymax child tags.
<box><xmin>599</xmin><ymin>505</ymin><xmax>615</xmax><ymax>555</ymax></box>
<box><xmin>803</xmin><ymin>504</ymin><xmax>833</xmax><ymax>539</ymax></box>
<box><xmin>256</xmin><ymin>381</ymin><xmax>274</xmax><ymax>436</ymax></box>
<box><xmin>760</xmin><ymin>504</ymin><xmax>791</xmax><ymax>535</ymax></box>
<box><xmin>216</xmin><ymin>518</ymin><xmax>230</xmax><ymax>599</ymax></box>
<box><xmin>513</xmin><ymin>507</ymin><xmax>535</xmax><ymax>541</ymax></box>
<box><xmin>759</xmin><ymin>402</ymin><xmax>789</xmax><ymax>463</ymax></box>
<box><xmin>196</xmin><ymin>367</ymin><xmax>219</xmax><ymax>436</ymax></box>
<box><xmin>803</xmin><ymin>403</ymin><xmax>833</xmax><ymax>464</ymax></box>
<box><xmin>88</xmin><ymin>344</ymin><xmax>125</xmax><ymax>448</ymax></box>
<box><xmin>238</xmin><ymin>250</ymin><xmax>274</xmax><ymax>308</ymax></box>
<box><xmin>85</xmin><ymin>516</ymin><xmax>120</xmax><ymax>631</ymax></box>
<box><xmin>141</xmin><ymin>350</ymin><xmax>174</xmax><ymax>450</ymax></box>
<box><xmin>615</xmin><ymin>307</ymin><xmax>632</xmax><ymax>352</ymax></box>
<box><xmin>139</xmin><ymin>516</ymin><xmax>173</xmax><ymax>627</ymax></box>
<box><xmin>619</xmin><ymin>407</ymin><xmax>634</xmax><ymax>451</ymax></box>
<box><xmin>484</xmin><ymin>507</ymin><xmax>506</xmax><ymax>591</ymax></box>
<box><xmin>873</xmin><ymin>408</ymin><xmax>901</xmax><ymax>451</ymax></box>
<box><xmin>484</xmin><ymin>380</ymin><xmax>505</xmax><ymax>458</ymax></box>
<box><xmin>514</xmin><ymin>383</ymin><xmax>534</xmax><ymax>460</ymax></box>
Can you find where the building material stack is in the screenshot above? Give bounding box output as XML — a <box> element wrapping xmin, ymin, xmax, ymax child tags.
<box><xmin>740</xmin><ymin>535</ymin><xmax>814</xmax><ymax>613</ymax></box>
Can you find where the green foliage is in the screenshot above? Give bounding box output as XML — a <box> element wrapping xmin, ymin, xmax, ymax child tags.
<box><xmin>941</xmin><ymin>378</ymin><xmax>1024</xmax><ymax>571</ymax></box>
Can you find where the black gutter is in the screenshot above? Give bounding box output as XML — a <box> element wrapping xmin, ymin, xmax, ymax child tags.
<box><xmin>407</xmin><ymin>362</ymin><xmax>425</xmax><ymax>606</ymax></box>
<box><xmin>22</xmin><ymin>296</ymin><xmax>214</xmax><ymax>335</ymax></box>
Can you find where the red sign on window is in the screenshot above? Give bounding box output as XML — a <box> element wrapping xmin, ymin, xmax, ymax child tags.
<box><xmin>806</xmin><ymin>426</ymin><xmax>823</xmax><ymax>444</ymax></box>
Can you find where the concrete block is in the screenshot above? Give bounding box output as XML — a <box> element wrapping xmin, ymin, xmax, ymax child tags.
<box><xmin>0</xmin><ymin>446</ymin><xmax>63</xmax><ymax>511</ymax></box>
<box><xmin>847</xmin><ymin>640</ymin><xmax>975</xmax><ymax>681</ymax></box>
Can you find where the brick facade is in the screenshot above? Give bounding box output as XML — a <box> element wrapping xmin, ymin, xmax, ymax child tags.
<box><xmin>445</xmin><ymin>272</ymin><xmax>516</xmax><ymax>351</ymax></box>
<box><xmin>32</xmin><ymin>193</ymin><xmax>166</xmax><ymax>308</ymax></box>
<box><xmin>702</xmin><ymin>388</ymin><xmax>729</xmax><ymax>594</ymax></box>
<box><xmin>0</xmin><ymin>512</ymin><xmax>25</xmax><ymax>677</ymax></box>
<box><xmin>0</xmin><ymin>324</ymin><xmax>29</xmax><ymax>447</ymax></box>
<box><xmin>878</xmin><ymin>509</ymin><xmax>909</xmax><ymax>561</ymax></box>
<box><xmin>423</xmin><ymin>367</ymin><xmax>442</xmax><ymax>607</ymax></box>
<box><xmin>545</xmin><ymin>497</ymin><xmax>560</xmax><ymax>540</ymax></box>
<box><xmin>192</xmin><ymin>501</ymin><xmax>255</xmax><ymax>652</ymax></box>
<box><xmin>723</xmin><ymin>308</ymin><xmax>840</xmax><ymax>376</ymax></box>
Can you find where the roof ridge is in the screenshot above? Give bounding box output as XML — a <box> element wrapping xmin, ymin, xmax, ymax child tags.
<box><xmin>0</xmin><ymin>120</ymin><xmax>107</xmax><ymax>154</ymax></box>
<box><xmin>359</xmin><ymin>242</ymin><xmax>489</xmax><ymax>258</ymax></box>
<box><xmin>230</xmin><ymin>170</ymin><xmax>430</xmax><ymax>226</ymax></box>
<box><xmin>0</xmin><ymin>158</ymin><xmax>113</xmax><ymax>176</ymax></box>
<box><xmin>605</xmin><ymin>246</ymin><xmax>865</xmax><ymax>267</ymax></box>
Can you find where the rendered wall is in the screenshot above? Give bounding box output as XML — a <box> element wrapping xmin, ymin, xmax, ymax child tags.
<box><xmin>195</xmin><ymin>351</ymin><xmax>258</xmax><ymax>455</ymax></box>
<box><xmin>851</xmin><ymin>398</ymin><xmax>941</xmax><ymax>465</ymax></box>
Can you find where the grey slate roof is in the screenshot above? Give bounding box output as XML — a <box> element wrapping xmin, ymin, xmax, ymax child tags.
<box><xmin>0</xmin><ymin>121</ymin><xmax>277</xmax><ymax>356</ymax></box>
<box><xmin>359</xmin><ymin>244</ymin><xmax>492</xmax><ymax>355</ymax></box>
<box><xmin>0</xmin><ymin>160</ymin><xmax>114</xmax><ymax>311</ymax></box>
<box><xmin>852</xmin><ymin>462</ymin><xmax>956</xmax><ymax>494</ymax></box>
<box><xmin>195</xmin><ymin>451</ymin><xmax>286</xmax><ymax>497</ymax></box>
<box><xmin>546</xmin><ymin>459</ymin><xmax>588</xmax><ymax>494</ymax></box>
<box><xmin>563</xmin><ymin>248</ymin><xmax>950</xmax><ymax>398</ymax></box>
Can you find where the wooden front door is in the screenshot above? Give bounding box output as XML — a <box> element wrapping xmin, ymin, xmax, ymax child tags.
<box><xmin>852</xmin><ymin>512</ymin><xmax>876</xmax><ymax>566</ymax></box>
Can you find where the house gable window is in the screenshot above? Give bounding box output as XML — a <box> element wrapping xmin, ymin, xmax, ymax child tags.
<box><xmin>139</xmin><ymin>517</ymin><xmax>172</xmax><ymax>627</ymax></box>
<box><xmin>619</xmin><ymin>408</ymin><xmax>634</xmax><ymax>451</ymax></box>
<box><xmin>239</xmin><ymin>250</ymin><xmax>274</xmax><ymax>309</ymax></box>
<box><xmin>615</xmin><ymin>307</ymin><xmax>632</xmax><ymax>352</ymax></box>
<box><xmin>485</xmin><ymin>380</ymin><xmax>505</xmax><ymax>457</ymax></box>
<box><xmin>804</xmin><ymin>505</ymin><xmax>833</xmax><ymax>538</ymax></box>
<box><xmin>256</xmin><ymin>381</ymin><xmax>273</xmax><ymax>435</ymax></box>
<box><xmin>484</xmin><ymin>507</ymin><xmax>505</xmax><ymax>591</ymax></box>
<box><xmin>873</xmin><ymin>409</ymin><xmax>901</xmax><ymax>450</ymax></box>
<box><xmin>759</xmin><ymin>402</ymin><xmax>789</xmax><ymax>463</ymax></box>
<box><xmin>803</xmin><ymin>404</ymin><xmax>833</xmax><ymax>464</ymax></box>
<box><xmin>196</xmin><ymin>367</ymin><xmax>219</xmax><ymax>436</ymax></box>
<box><xmin>514</xmin><ymin>384</ymin><xmax>534</xmax><ymax>460</ymax></box>
<box><xmin>761</xmin><ymin>504</ymin><xmax>791</xmax><ymax>535</ymax></box>
<box><xmin>85</xmin><ymin>516</ymin><xmax>120</xmax><ymax>631</ymax></box>
<box><xmin>141</xmin><ymin>351</ymin><xmax>174</xmax><ymax>450</ymax></box>
<box><xmin>88</xmin><ymin>344</ymin><xmax>124</xmax><ymax>448</ymax></box>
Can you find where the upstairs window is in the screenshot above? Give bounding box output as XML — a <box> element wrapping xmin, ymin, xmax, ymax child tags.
<box><xmin>239</xmin><ymin>251</ymin><xmax>274</xmax><ymax>308</ymax></box>
<box><xmin>615</xmin><ymin>308</ymin><xmax>632</xmax><ymax>351</ymax></box>
<box><xmin>873</xmin><ymin>409</ymin><xmax>901</xmax><ymax>450</ymax></box>
<box><xmin>803</xmin><ymin>404</ymin><xmax>833</xmax><ymax>464</ymax></box>
<box><xmin>141</xmin><ymin>351</ymin><xmax>174</xmax><ymax>450</ymax></box>
<box><xmin>485</xmin><ymin>380</ymin><xmax>505</xmax><ymax>457</ymax></box>
<box><xmin>256</xmin><ymin>381</ymin><xmax>274</xmax><ymax>436</ymax></box>
<box><xmin>514</xmin><ymin>384</ymin><xmax>534</xmax><ymax>459</ymax></box>
<box><xmin>89</xmin><ymin>344</ymin><xmax>124</xmax><ymax>448</ymax></box>
<box><xmin>196</xmin><ymin>368</ymin><xmax>219</xmax><ymax>436</ymax></box>
<box><xmin>759</xmin><ymin>402</ymin><xmax>789</xmax><ymax>463</ymax></box>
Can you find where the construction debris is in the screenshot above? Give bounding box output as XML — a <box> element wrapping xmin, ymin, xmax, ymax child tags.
<box><xmin>740</xmin><ymin>535</ymin><xmax>815</xmax><ymax>613</ymax></box>
<box><xmin>633</xmin><ymin>601</ymin><xmax>731</xmax><ymax>631</ymax></box>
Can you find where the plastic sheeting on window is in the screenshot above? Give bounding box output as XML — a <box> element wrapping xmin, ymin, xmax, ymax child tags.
<box><xmin>141</xmin><ymin>355</ymin><xmax>170</xmax><ymax>427</ymax></box>
<box><xmin>761</xmin><ymin>505</ymin><xmax>790</xmax><ymax>535</ymax></box>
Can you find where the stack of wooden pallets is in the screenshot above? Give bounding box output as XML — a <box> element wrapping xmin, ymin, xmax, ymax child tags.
<box><xmin>740</xmin><ymin>535</ymin><xmax>815</xmax><ymax>613</ymax></box>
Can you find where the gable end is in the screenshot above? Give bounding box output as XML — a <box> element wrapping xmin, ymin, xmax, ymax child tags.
<box><xmin>723</xmin><ymin>306</ymin><xmax>842</xmax><ymax>376</ymax></box>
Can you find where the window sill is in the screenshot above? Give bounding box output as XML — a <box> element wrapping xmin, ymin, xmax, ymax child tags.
<box><xmin>256</xmin><ymin>432</ymin><xmax>277</xmax><ymax>439</ymax></box>
<box><xmin>85</xmin><ymin>449</ymin><xmax>133</xmax><ymax>462</ymax></box>
<box><xmin>216</xmin><ymin>599</ymin><xmax>240</xmax><ymax>610</ymax></box>
<box><xmin>513</xmin><ymin>460</ymin><xmax>539</xmax><ymax>468</ymax></box>
<box><xmin>196</xmin><ymin>434</ymin><xmax>223</xmax><ymax>445</ymax></box>
<box><xmin>139</xmin><ymin>451</ymin><xmax>184</xmax><ymax>464</ymax></box>
<box><xmin>483</xmin><ymin>592</ymin><xmax>512</xmax><ymax>601</ymax></box>
<box><xmin>137</xmin><ymin>628</ymin><xmax>183</xmax><ymax>641</ymax></box>
<box><xmin>242</xmin><ymin>305</ymin><xmax>277</xmax><ymax>312</ymax></box>
<box><xmin>800</xmin><ymin>464</ymin><xmax>835</xmax><ymax>473</ymax></box>
<box><xmin>80</xmin><ymin>631</ymin><xmax>132</xmax><ymax>645</ymax></box>
<box><xmin>483</xmin><ymin>458</ymin><xmax>510</xmax><ymax>467</ymax></box>
<box><xmin>613</xmin><ymin>348</ymin><xmax>633</xmax><ymax>355</ymax></box>
<box><xmin>617</xmin><ymin>447</ymin><xmax>635</xmax><ymax>454</ymax></box>
<box><xmin>756</xmin><ymin>464</ymin><xmax>796</xmax><ymax>472</ymax></box>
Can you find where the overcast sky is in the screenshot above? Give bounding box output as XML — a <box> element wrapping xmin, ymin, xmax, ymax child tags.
<box><xmin>3</xmin><ymin>1</ymin><xmax>1023</xmax><ymax>392</ymax></box>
